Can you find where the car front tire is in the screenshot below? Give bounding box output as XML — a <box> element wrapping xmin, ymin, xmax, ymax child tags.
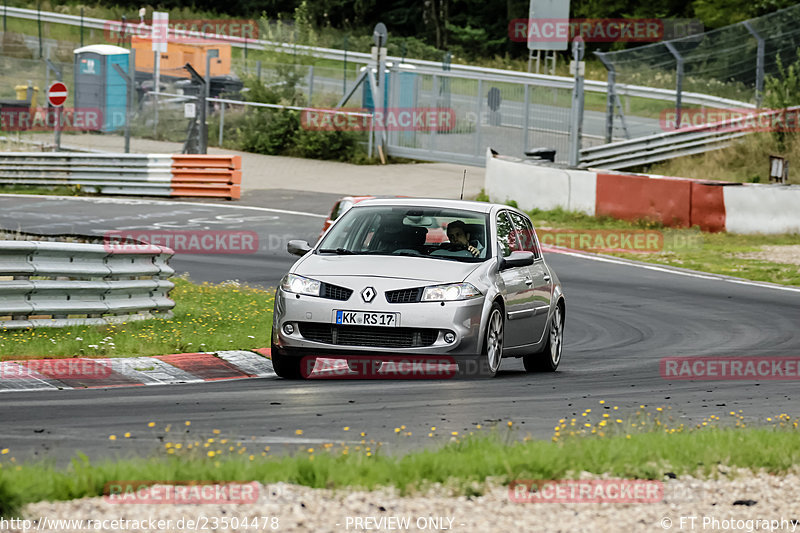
<box><xmin>270</xmin><ymin>343</ymin><xmax>313</xmax><ymax>379</ymax></box>
<box><xmin>458</xmin><ymin>301</ymin><xmax>503</xmax><ymax>378</ymax></box>
<box><xmin>523</xmin><ymin>302</ymin><xmax>564</xmax><ymax>372</ymax></box>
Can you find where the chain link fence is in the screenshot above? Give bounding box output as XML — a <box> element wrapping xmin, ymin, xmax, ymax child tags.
<box><xmin>597</xmin><ymin>4</ymin><xmax>800</xmax><ymax>114</ymax></box>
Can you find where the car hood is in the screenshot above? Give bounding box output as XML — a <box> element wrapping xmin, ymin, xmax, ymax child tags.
<box><xmin>294</xmin><ymin>253</ymin><xmax>483</xmax><ymax>283</ymax></box>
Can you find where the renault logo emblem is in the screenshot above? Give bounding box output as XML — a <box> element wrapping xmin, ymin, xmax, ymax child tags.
<box><xmin>361</xmin><ymin>286</ymin><xmax>376</xmax><ymax>303</ymax></box>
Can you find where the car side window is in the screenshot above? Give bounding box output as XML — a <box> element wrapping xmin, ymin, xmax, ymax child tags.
<box><xmin>496</xmin><ymin>211</ymin><xmax>521</xmax><ymax>258</ymax></box>
<box><xmin>508</xmin><ymin>211</ymin><xmax>541</xmax><ymax>259</ymax></box>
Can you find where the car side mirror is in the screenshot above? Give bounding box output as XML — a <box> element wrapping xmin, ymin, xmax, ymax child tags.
<box><xmin>287</xmin><ymin>240</ymin><xmax>312</xmax><ymax>256</ymax></box>
<box><xmin>500</xmin><ymin>250</ymin><xmax>534</xmax><ymax>270</ymax></box>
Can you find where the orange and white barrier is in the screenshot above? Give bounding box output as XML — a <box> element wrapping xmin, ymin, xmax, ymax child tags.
<box><xmin>486</xmin><ymin>148</ymin><xmax>800</xmax><ymax>234</ymax></box>
<box><xmin>0</xmin><ymin>152</ymin><xmax>242</xmax><ymax>200</ymax></box>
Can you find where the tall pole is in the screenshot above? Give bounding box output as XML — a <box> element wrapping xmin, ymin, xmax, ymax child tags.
<box><xmin>153</xmin><ymin>50</ymin><xmax>160</xmax><ymax>136</ymax></box>
<box><xmin>744</xmin><ymin>22</ymin><xmax>765</xmax><ymax>107</ymax></box>
<box><xmin>569</xmin><ymin>38</ymin><xmax>585</xmax><ymax>167</ymax></box>
<box><xmin>665</xmin><ymin>42</ymin><xmax>684</xmax><ymax>128</ymax></box>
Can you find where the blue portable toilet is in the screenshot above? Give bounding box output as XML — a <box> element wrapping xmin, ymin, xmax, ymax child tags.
<box><xmin>73</xmin><ymin>44</ymin><xmax>130</xmax><ymax>132</ymax></box>
<box><xmin>361</xmin><ymin>67</ymin><xmax>390</xmax><ymax>111</ymax></box>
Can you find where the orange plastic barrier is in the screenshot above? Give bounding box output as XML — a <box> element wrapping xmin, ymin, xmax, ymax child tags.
<box><xmin>170</xmin><ymin>155</ymin><xmax>241</xmax><ymax>200</ymax></box>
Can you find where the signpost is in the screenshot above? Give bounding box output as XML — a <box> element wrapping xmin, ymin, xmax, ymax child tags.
<box><xmin>152</xmin><ymin>11</ymin><xmax>169</xmax><ymax>135</ymax></box>
<box><xmin>47</xmin><ymin>81</ymin><xmax>67</xmax><ymax>150</ymax></box>
<box><xmin>372</xmin><ymin>22</ymin><xmax>388</xmax><ymax>160</ymax></box>
<box><xmin>527</xmin><ymin>0</ymin><xmax>570</xmax><ymax>74</ymax></box>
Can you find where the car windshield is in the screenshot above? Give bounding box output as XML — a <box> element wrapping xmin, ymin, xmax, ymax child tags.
<box><xmin>317</xmin><ymin>206</ymin><xmax>491</xmax><ymax>262</ymax></box>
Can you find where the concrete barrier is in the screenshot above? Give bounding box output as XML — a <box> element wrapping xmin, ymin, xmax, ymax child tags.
<box><xmin>724</xmin><ymin>185</ymin><xmax>800</xmax><ymax>234</ymax></box>
<box><xmin>595</xmin><ymin>173</ymin><xmax>692</xmax><ymax>227</ymax></box>
<box><xmin>485</xmin><ymin>148</ymin><xmax>595</xmax><ymax>214</ymax></box>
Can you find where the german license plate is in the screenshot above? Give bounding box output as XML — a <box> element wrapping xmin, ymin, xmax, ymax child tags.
<box><xmin>334</xmin><ymin>310</ymin><xmax>398</xmax><ymax>327</ymax></box>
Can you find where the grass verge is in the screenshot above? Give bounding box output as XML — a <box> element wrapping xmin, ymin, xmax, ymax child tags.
<box><xmin>1</xmin><ymin>410</ymin><xmax>798</xmax><ymax>517</ymax></box>
<box><xmin>0</xmin><ymin>277</ymin><xmax>274</xmax><ymax>359</ymax></box>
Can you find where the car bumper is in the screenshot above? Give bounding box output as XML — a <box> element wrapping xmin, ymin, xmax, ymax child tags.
<box><xmin>272</xmin><ymin>287</ymin><xmax>485</xmax><ymax>356</ymax></box>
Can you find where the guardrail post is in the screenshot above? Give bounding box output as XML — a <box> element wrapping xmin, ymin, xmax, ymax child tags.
<box><xmin>743</xmin><ymin>21</ymin><xmax>765</xmax><ymax>107</ymax></box>
<box><xmin>665</xmin><ymin>42</ymin><xmax>684</xmax><ymax>128</ymax></box>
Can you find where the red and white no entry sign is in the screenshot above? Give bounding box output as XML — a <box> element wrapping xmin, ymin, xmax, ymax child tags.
<box><xmin>47</xmin><ymin>82</ymin><xmax>68</xmax><ymax>107</ymax></box>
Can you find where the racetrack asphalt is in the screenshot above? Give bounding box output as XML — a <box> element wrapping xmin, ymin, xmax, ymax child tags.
<box><xmin>0</xmin><ymin>193</ymin><xmax>798</xmax><ymax>466</ymax></box>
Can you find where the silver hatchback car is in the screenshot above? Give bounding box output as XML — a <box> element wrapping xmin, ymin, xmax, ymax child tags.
<box><xmin>271</xmin><ymin>198</ymin><xmax>565</xmax><ymax>379</ymax></box>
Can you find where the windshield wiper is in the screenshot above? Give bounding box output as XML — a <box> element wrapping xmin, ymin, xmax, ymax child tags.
<box><xmin>318</xmin><ymin>248</ymin><xmax>356</xmax><ymax>255</ymax></box>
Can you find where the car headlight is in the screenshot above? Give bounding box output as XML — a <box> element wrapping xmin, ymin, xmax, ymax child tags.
<box><xmin>421</xmin><ymin>282</ymin><xmax>482</xmax><ymax>302</ymax></box>
<box><xmin>280</xmin><ymin>274</ymin><xmax>321</xmax><ymax>296</ymax></box>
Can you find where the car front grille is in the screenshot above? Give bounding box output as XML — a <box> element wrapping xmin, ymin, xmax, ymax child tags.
<box><xmin>385</xmin><ymin>287</ymin><xmax>423</xmax><ymax>303</ymax></box>
<box><xmin>320</xmin><ymin>283</ymin><xmax>353</xmax><ymax>301</ymax></box>
<box><xmin>298</xmin><ymin>322</ymin><xmax>438</xmax><ymax>348</ymax></box>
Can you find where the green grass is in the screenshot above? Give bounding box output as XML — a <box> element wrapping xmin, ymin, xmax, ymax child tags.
<box><xmin>526</xmin><ymin>206</ymin><xmax>800</xmax><ymax>286</ymax></box>
<box><xmin>646</xmin><ymin>132</ymin><xmax>800</xmax><ymax>185</ymax></box>
<box><xmin>0</xmin><ymin>277</ymin><xmax>274</xmax><ymax>359</ymax></box>
<box><xmin>1</xmin><ymin>408</ymin><xmax>798</xmax><ymax>517</ymax></box>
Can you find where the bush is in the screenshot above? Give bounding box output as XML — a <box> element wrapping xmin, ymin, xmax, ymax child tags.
<box><xmin>291</xmin><ymin>128</ymin><xmax>361</xmax><ymax>162</ymax></box>
<box><xmin>238</xmin><ymin>108</ymin><xmax>300</xmax><ymax>155</ymax></box>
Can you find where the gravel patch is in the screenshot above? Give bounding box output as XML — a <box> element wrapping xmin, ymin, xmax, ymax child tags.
<box><xmin>737</xmin><ymin>245</ymin><xmax>800</xmax><ymax>266</ymax></box>
<box><xmin>8</xmin><ymin>471</ymin><xmax>800</xmax><ymax>532</ymax></box>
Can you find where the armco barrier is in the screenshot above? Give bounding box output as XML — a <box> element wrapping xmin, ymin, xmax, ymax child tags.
<box><xmin>0</xmin><ymin>152</ymin><xmax>241</xmax><ymax>200</ymax></box>
<box><xmin>0</xmin><ymin>239</ymin><xmax>174</xmax><ymax>329</ymax></box>
<box><xmin>485</xmin><ymin>149</ymin><xmax>800</xmax><ymax>234</ymax></box>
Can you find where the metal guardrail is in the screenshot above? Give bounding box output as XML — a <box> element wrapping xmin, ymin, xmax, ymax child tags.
<box><xmin>0</xmin><ymin>5</ymin><xmax>754</xmax><ymax>111</ymax></box>
<box><xmin>0</xmin><ymin>239</ymin><xmax>174</xmax><ymax>329</ymax></box>
<box><xmin>0</xmin><ymin>152</ymin><xmax>241</xmax><ymax>198</ymax></box>
<box><xmin>578</xmin><ymin>109</ymin><xmax>788</xmax><ymax>170</ymax></box>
